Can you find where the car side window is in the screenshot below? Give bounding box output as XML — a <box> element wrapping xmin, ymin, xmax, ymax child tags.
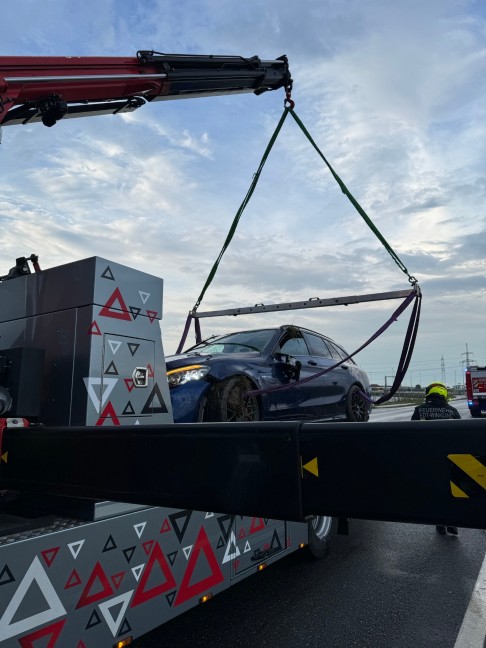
<box><xmin>327</xmin><ymin>340</ymin><xmax>353</xmax><ymax>363</ymax></box>
<box><xmin>304</xmin><ymin>333</ymin><xmax>333</xmax><ymax>358</ymax></box>
<box><xmin>279</xmin><ymin>335</ymin><xmax>310</xmax><ymax>356</ymax></box>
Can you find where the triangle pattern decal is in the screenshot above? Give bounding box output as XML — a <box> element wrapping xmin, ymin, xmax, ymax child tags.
<box><xmin>0</xmin><ymin>556</ymin><xmax>66</xmax><ymax>641</ymax></box>
<box><xmin>75</xmin><ymin>562</ymin><xmax>114</xmax><ymax>609</ymax></box>
<box><xmin>18</xmin><ymin>618</ymin><xmax>66</xmax><ymax>648</ymax></box>
<box><xmin>99</xmin><ymin>590</ymin><xmax>134</xmax><ymax>637</ymax></box>
<box><xmin>174</xmin><ymin>527</ymin><xmax>225</xmax><ymax>607</ymax></box>
<box><xmin>99</xmin><ymin>288</ymin><xmax>131</xmax><ymax>321</ymax></box>
<box><xmin>141</xmin><ymin>383</ymin><xmax>168</xmax><ymax>414</ymax></box>
<box><xmin>168</xmin><ymin>511</ymin><xmax>192</xmax><ymax>543</ymax></box>
<box><xmin>101</xmin><ymin>266</ymin><xmax>115</xmax><ymax>280</ymax></box>
<box><xmin>130</xmin><ymin>543</ymin><xmax>177</xmax><ymax>608</ymax></box>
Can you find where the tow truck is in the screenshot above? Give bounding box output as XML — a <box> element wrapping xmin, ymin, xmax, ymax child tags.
<box><xmin>465</xmin><ymin>366</ymin><xmax>486</xmax><ymax>417</ymax></box>
<box><xmin>1</xmin><ymin>52</ymin><xmax>485</xmax><ymax>647</ymax></box>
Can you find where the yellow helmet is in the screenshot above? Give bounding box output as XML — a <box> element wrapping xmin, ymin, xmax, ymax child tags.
<box><xmin>425</xmin><ymin>382</ymin><xmax>448</xmax><ymax>400</ymax></box>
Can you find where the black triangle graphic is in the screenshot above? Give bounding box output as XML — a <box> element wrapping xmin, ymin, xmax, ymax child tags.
<box><xmin>102</xmin><ymin>535</ymin><xmax>117</xmax><ymax>552</ymax></box>
<box><xmin>105</xmin><ymin>361</ymin><xmax>118</xmax><ymax>376</ymax></box>
<box><xmin>167</xmin><ymin>551</ymin><xmax>178</xmax><ymax>566</ymax></box>
<box><xmin>217</xmin><ymin>514</ymin><xmax>235</xmax><ymax>542</ymax></box>
<box><xmin>118</xmin><ymin>618</ymin><xmax>132</xmax><ymax>636</ymax></box>
<box><xmin>216</xmin><ymin>536</ymin><xmax>225</xmax><ymax>549</ymax></box>
<box><xmin>129</xmin><ymin>307</ymin><xmax>141</xmax><ymax>320</ymax></box>
<box><xmin>87</xmin><ymin>609</ymin><xmax>102</xmax><ymax>629</ymax></box>
<box><xmin>168</xmin><ymin>510</ymin><xmax>192</xmax><ymax>543</ymax></box>
<box><xmin>270</xmin><ymin>528</ymin><xmax>283</xmax><ymax>551</ymax></box>
<box><xmin>101</xmin><ymin>266</ymin><xmax>115</xmax><ymax>280</ymax></box>
<box><xmin>122</xmin><ymin>401</ymin><xmax>135</xmax><ymax>415</ymax></box>
<box><xmin>123</xmin><ymin>546</ymin><xmax>136</xmax><ymax>564</ymax></box>
<box><xmin>264</xmin><ymin>518</ymin><xmax>269</xmax><ymax>525</ymax></box>
<box><xmin>127</xmin><ymin>343</ymin><xmax>140</xmax><ymax>357</ymax></box>
<box><xmin>141</xmin><ymin>383</ymin><xmax>168</xmax><ymax>414</ymax></box>
<box><xmin>0</xmin><ymin>564</ymin><xmax>15</xmax><ymax>586</ymax></box>
<box><xmin>166</xmin><ymin>591</ymin><xmax>177</xmax><ymax>607</ymax></box>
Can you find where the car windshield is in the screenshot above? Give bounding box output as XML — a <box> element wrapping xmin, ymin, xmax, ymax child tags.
<box><xmin>186</xmin><ymin>329</ymin><xmax>276</xmax><ymax>354</ymax></box>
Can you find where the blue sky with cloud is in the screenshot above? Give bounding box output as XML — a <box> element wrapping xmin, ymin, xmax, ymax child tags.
<box><xmin>1</xmin><ymin>0</ymin><xmax>485</xmax><ymax>386</ymax></box>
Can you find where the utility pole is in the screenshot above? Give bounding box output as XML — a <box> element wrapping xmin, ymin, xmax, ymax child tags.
<box><xmin>461</xmin><ymin>343</ymin><xmax>475</xmax><ymax>385</ymax></box>
<box><xmin>441</xmin><ymin>355</ymin><xmax>446</xmax><ymax>384</ymax></box>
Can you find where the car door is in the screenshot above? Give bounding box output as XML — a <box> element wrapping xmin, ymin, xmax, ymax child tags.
<box><xmin>272</xmin><ymin>329</ymin><xmax>326</xmax><ymax>420</ymax></box>
<box><xmin>303</xmin><ymin>332</ymin><xmax>355</xmax><ymax>417</ymax></box>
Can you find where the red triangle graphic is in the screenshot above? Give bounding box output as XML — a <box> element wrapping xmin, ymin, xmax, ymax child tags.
<box><xmin>77</xmin><ymin>642</ymin><xmax>88</xmax><ymax>648</ymax></box>
<box><xmin>131</xmin><ymin>542</ymin><xmax>177</xmax><ymax>608</ymax></box>
<box><xmin>160</xmin><ymin>518</ymin><xmax>171</xmax><ymax>534</ymax></box>
<box><xmin>174</xmin><ymin>526</ymin><xmax>224</xmax><ymax>606</ymax></box>
<box><xmin>233</xmin><ymin>559</ymin><xmax>240</xmax><ymax>570</ymax></box>
<box><xmin>41</xmin><ymin>546</ymin><xmax>60</xmax><ymax>567</ymax></box>
<box><xmin>88</xmin><ymin>321</ymin><xmax>102</xmax><ymax>336</ymax></box>
<box><xmin>19</xmin><ymin>619</ymin><xmax>66</xmax><ymax>648</ymax></box>
<box><xmin>147</xmin><ymin>363</ymin><xmax>154</xmax><ymax>378</ymax></box>
<box><xmin>238</xmin><ymin>528</ymin><xmax>246</xmax><ymax>539</ymax></box>
<box><xmin>249</xmin><ymin>517</ymin><xmax>265</xmax><ymax>534</ymax></box>
<box><xmin>111</xmin><ymin>571</ymin><xmax>126</xmax><ymax>590</ymax></box>
<box><xmin>142</xmin><ymin>540</ymin><xmax>155</xmax><ymax>556</ymax></box>
<box><xmin>75</xmin><ymin>561</ymin><xmax>114</xmax><ymax>609</ymax></box>
<box><xmin>99</xmin><ymin>288</ymin><xmax>131</xmax><ymax>321</ymax></box>
<box><xmin>124</xmin><ymin>378</ymin><xmax>135</xmax><ymax>393</ymax></box>
<box><xmin>146</xmin><ymin>310</ymin><xmax>157</xmax><ymax>323</ymax></box>
<box><xmin>95</xmin><ymin>401</ymin><xmax>121</xmax><ymax>426</ymax></box>
<box><xmin>65</xmin><ymin>568</ymin><xmax>82</xmax><ymax>589</ymax></box>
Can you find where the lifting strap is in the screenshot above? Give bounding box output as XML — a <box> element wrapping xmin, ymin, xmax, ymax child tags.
<box><xmin>177</xmin><ymin>105</ymin><xmax>421</xmax><ymax>393</ymax></box>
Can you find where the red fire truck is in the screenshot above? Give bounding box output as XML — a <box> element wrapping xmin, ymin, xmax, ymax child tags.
<box><xmin>465</xmin><ymin>366</ymin><xmax>486</xmax><ymax>417</ymax></box>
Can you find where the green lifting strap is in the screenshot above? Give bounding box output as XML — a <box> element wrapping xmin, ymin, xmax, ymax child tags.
<box><xmin>178</xmin><ymin>105</ymin><xmax>419</xmax><ymax>353</ymax></box>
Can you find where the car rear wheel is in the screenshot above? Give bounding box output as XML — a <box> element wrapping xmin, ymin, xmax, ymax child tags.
<box><xmin>307</xmin><ymin>516</ymin><xmax>338</xmax><ymax>559</ymax></box>
<box><xmin>346</xmin><ymin>384</ymin><xmax>370</xmax><ymax>422</ymax></box>
<box><xmin>207</xmin><ymin>376</ymin><xmax>260</xmax><ymax>422</ymax></box>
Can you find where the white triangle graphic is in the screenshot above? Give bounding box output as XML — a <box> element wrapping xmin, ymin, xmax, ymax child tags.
<box><xmin>131</xmin><ymin>564</ymin><xmax>145</xmax><ymax>582</ymax></box>
<box><xmin>182</xmin><ymin>545</ymin><xmax>193</xmax><ymax>560</ymax></box>
<box><xmin>205</xmin><ymin>512</ymin><xmax>214</xmax><ymax>519</ymax></box>
<box><xmin>135</xmin><ymin>420</ymin><xmax>140</xmax><ymax>425</ymax></box>
<box><xmin>99</xmin><ymin>590</ymin><xmax>134</xmax><ymax>637</ymax></box>
<box><xmin>222</xmin><ymin>531</ymin><xmax>241</xmax><ymax>564</ymax></box>
<box><xmin>244</xmin><ymin>540</ymin><xmax>251</xmax><ymax>553</ymax></box>
<box><xmin>139</xmin><ymin>291</ymin><xmax>150</xmax><ymax>304</ymax></box>
<box><xmin>0</xmin><ymin>556</ymin><xmax>66</xmax><ymax>640</ymax></box>
<box><xmin>108</xmin><ymin>340</ymin><xmax>122</xmax><ymax>355</ymax></box>
<box><xmin>134</xmin><ymin>522</ymin><xmax>146</xmax><ymax>539</ymax></box>
<box><xmin>68</xmin><ymin>540</ymin><xmax>85</xmax><ymax>559</ymax></box>
<box><xmin>83</xmin><ymin>377</ymin><xmax>118</xmax><ymax>411</ymax></box>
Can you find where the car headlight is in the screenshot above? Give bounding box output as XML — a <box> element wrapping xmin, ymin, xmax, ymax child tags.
<box><xmin>167</xmin><ymin>364</ymin><xmax>210</xmax><ymax>388</ymax></box>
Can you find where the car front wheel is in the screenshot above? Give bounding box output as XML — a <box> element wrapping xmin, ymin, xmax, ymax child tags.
<box><xmin>346</xmin><ymin>384</ymin><xmax>370</xmax><ymax>422</ymax></box>
<box><xmin>207</xmin><ymin>376</ymin><xmax>260</xmax><ymax>422</ymax></box>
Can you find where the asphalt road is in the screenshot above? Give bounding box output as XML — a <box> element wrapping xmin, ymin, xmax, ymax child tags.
<box><xmin>134</xmin><ymin>399</ymin><xmax>486</xmax><ymax>647</ymax></box>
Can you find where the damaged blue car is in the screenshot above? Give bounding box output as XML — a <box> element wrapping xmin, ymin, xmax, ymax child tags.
<box><xmin>165</xmin><ymin>325</ymin><xmax>372</xmax><ymax>423</ymax></box>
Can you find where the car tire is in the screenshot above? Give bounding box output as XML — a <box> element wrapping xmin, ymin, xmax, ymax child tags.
<box><xmin>307</xmin><ymin>516</ymin><xmax>338</xmax><ymax>559</ymax></box>
<box><xmin>470</xmin><ymin>408</ymin><xmax>482</xmax><ymax>418</ymax></box>
<box><xmin>345</xmin><ymin>384</ymin><xmax>370</xmax><ymax>422</ymax></box>
<box><xmin>207</xmin><ymin>376</ymin><xmax>260</xmax><ymax>422</ymax></box>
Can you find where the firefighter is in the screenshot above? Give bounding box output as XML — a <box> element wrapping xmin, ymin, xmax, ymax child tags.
<box><xmin>411</xmin><ymin>382</ymin><xmax>461</xmax><ymax>536</ymax></box>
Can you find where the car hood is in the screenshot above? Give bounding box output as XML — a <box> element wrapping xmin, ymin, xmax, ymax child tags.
<box><xmin>165</xmin><ymin>351</ymin><xmax>261</xmax><ymax>371</ymax></box>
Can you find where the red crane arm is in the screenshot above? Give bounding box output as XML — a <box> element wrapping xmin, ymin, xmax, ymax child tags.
<box><xmin>0</xmin><ymin>51</ymin><xmax>291</xmax><ymax>128</ymax></box>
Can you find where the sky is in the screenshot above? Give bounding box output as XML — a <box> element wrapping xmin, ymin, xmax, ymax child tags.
<box><xmin>1</xmin><ymin>0</ymin><xmax>485</xmax><ymax>387</ymax></box>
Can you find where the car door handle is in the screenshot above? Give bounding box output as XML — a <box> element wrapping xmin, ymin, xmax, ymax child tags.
<box><xmin>307</xmin><ymin>360</ymin><xmax>318</xmax><ymax>366</ymax></box>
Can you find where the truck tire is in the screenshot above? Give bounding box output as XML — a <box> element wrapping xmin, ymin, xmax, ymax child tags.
<box><xmin>307</xmin><ymin>516</ymin><xmax>338</xmax><ymax>559</ymax></box>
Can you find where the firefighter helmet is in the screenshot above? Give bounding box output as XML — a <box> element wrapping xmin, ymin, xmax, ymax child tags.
<box><xmin>425</xmin><ymin>382</ymin><xmax>448</xmax><ymax>400</ymax></box>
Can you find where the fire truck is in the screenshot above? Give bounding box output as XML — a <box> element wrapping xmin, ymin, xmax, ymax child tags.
<box><xmin>465</xmin><ymin>366</ymin><xmax>486</xmax><ymax>417</ymax></box>
<box><xmin>1</xmin><ymin>52</ymin><xmax>485</xmax><ymax>648</ymax></box>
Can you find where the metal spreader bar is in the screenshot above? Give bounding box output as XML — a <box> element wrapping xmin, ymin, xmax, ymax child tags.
<box><xmin>193</xmin><ymin>288</ymin><xmax>414</xmax><ymax>318</ymax></box>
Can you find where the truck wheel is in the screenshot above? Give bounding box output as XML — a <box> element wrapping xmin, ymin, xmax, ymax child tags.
<box><xmin>207</xmin><ymin>376</ymin><xmax>260</xmax><ymax>422</ymax></box>
<box><xmin>307</xmin><ymin>516</ymin><xmax>338</xmax><ymax>559</ymax></box>
<box><xmin>346</xmin><ymin>385</ymin><xmax>370</xmax><ymax>422</ymax></box>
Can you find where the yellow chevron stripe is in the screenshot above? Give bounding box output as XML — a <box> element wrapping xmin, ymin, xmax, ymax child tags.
<box><xmin>450</xmin><ymin>481</ymin><xmax>469</xmax><ymax>498</ymax></box>
<box><xmin>448</xmin><ymin>454</ymin><xmax>486</xmax><ymax>491</ymax></box>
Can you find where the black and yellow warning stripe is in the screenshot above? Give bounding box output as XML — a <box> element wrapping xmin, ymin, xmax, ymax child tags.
<box><xmin>448</xmin><ymin>454</ymin><xmax>486</xmax><ymax>498</ymax></box>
